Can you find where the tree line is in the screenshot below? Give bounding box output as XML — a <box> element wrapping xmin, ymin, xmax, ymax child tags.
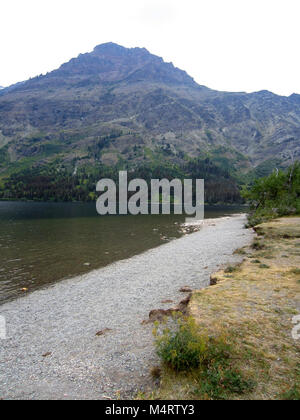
<box><xmin>0</xmin><ymin>157</ymin><xmax>242</xmax><ymax>204</ymax></box>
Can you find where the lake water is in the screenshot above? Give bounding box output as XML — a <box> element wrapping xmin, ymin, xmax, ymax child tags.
<box><xmin>0</xmin><ymin>201</ymin><xmax>246</xmax><ymax>304</ymax></box>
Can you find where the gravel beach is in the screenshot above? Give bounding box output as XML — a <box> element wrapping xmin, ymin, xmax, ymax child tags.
<box><xmin>0</xmin><ymin>215</ymin><xmax>253</xmax><ymax>400</ymax></box>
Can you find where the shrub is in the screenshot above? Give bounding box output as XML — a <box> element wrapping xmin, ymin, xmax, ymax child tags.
<box><xmin>224</xmin><ymin>265</ymin><xmax>238</xmax><ymax>273</ymax></box>
<box><xmin>242</xmin><ymin>163</ymin><xmax>300</xmax><ymax>226</ymax></box>
<box><xmin>153</xmin><ymin>317</ymin><xmax>210</xmax><ymax>371</ymax></box>
<box><xmin>153</xmin><ymin>316</ymin><xmax>256</xmax><ymax>399</ymax></box>
<box><xmin>259</xmin><ymin>264</ymin><xmax>270</xmax><ymax>269</ymax></box>
<box><xmin>234</xmin><ymin>248</ymin><xmax>247</xmax><ymax>255</ymax></box>
<box><xmin>252</xmin><ymin>240</ymin><xmax>265</xmax><ymax>250</ymax></box>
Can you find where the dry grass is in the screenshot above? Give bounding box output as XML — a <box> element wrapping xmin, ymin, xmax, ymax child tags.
<box><xmin>153</xmin><ymin>217</ymin><xmax>300</xmax><ymax>400</ymax></box>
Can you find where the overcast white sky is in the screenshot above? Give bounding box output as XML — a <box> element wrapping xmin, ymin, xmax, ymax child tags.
<box><xmin>0</xmin><ymin>0</ymin><xmax>299</xmax><ymax>95</ymax></box>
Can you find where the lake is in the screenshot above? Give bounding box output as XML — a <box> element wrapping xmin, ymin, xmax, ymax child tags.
<box><xmin>0</xmin><ymin>201</ymin><xmax>246</xmax><ymax>304</ymax></box>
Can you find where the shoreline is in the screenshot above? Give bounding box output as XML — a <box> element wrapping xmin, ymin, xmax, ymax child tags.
<box><xmin>0</xmin><ymin>214</ymin><xmax>253</xmax><ymax>400</ymax></box>
<box><xmin>154</xmin><ymin>216</ymin><xmax>300</xmax><ymax>400</ymax></box>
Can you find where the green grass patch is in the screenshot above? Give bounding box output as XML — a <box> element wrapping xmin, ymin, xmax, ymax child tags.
<box><xmin>224</xmin><ymin>265</ymin><xmax>239</xmax><ymax>274</ymax></box>
<box><xmin>279</xmin><ymin>384</ymin><xmax>300</xmax><ymax>400</ymax></box>
<box><xmin>259</xmin><ymin>264</ymin><xmax>270</xmax><ymax>269</ymax></box>
<box><xmin>234</xmin><ymin>248</ymin><xmax>247</xmax><ymax>255</ymax></box>
<box><xmin>251</xmin><ymin>259</ymin><xmax>261</xmax><ymax>264</ymax></box>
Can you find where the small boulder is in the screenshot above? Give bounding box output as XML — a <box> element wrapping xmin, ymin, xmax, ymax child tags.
<box><xmin>210</xmin><ymin>276</ymin><xmax>218</xmax><ymax>286</ymax></box>
<box><xmin>178</xmin><ymin>294</ymin><xmax>192</xmax><ymax>312</ymax></box>
<box><xmin>96</xmin><ymin>328</ymin><xmax>112</xmax><ymax>337</ymax></box>
<box><xmin>179</xmin><ymin>286</ymin><xmax>192</xmax><ymax>293</ymax></box>
<box><xmin>148</xmin><ymin>308</ymin><xmax>179</xmax><ymax>322</ymax></box>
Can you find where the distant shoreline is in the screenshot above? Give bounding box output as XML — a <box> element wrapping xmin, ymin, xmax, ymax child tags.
<box><xmin>0</xmin><ymin>197</ymin><xmax>248</xmax><ymax>207</ymax></box>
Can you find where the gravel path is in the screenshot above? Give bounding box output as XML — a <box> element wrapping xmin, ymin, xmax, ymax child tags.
<box><xmin>0</xmin><ymin>215</ymin><xmax>253</xmax><ymax>400</ymax></box>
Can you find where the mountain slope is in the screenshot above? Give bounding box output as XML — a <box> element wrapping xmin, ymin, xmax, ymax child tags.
<box><xmin>0</xmin><ymin>42</ymin><xmax>299</xmax><ymax>199</ymax></box>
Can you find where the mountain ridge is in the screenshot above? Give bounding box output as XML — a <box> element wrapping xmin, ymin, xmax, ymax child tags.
<box><xmin>0</xmin><ymin>42</ymin><xmax>299</xmax><ymax>195</ymax></box>
<box><xmin>2</xmin><ymin>43</ymin><xmax>299</xmax><ymax>97</ymax></box>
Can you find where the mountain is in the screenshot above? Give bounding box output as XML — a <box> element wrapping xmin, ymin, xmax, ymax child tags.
<box><xmin>0</xmin><ymin>42</ymin><xmax>299</xmax><ymax>202</ymax></box>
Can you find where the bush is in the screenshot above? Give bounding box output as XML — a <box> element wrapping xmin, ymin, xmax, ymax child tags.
<box><xmin>153</xmin><ymin>316</ymin><xmax>256</xmax><ymax>399</ymax></box>
<box><xmin>242</xmin><ymin>162</ymin><xmax>300</xmax><ymax>226</ymax></box>
<box><xmin>153</xmin><ymin>317</ymin><xmax>210</xmax><ymax>371</ymax></box>
<box><xmin>259</xmin><ymin>264</ymin><xmax>270</xmax><ymax>269</ymax></box>
<box><xmin>252</xmin><ymin>239</ymin><xmax>265</xmax><ymax>250</ymax></box>
<box><xmin>224</xmin><ymin>265</ymin><xmax>238</xmax><ymax>273</ymax></box>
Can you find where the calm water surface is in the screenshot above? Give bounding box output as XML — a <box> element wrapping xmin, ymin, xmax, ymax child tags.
<box><xmin>0</xmin><ymin>201</ymin><xmax>246</xmax><ymax>304</ymax></box>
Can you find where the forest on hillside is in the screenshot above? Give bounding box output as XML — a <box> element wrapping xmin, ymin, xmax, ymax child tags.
<box><xmin>0</xmin><ymin>157</ymin><xmax>242</xmax><ymax>204</ymax></box>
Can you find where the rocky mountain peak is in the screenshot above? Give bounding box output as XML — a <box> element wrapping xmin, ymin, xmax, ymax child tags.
<box><xmin>92</xmin><ymin>42</ymin><xmax>149</xmax><ymax>58</ymax></box>
<box><xmin>34</xmin><ymin>42</ymin><xmax>197</xmax><ymax>87</ymax></box>
<box><xmin>289</xmin><ymin>93</ymin><xmax>300</xmax><ymax>104</ymax></box>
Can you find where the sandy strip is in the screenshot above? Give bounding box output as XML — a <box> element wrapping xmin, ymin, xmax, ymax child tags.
<box><xmin>0</xmin><ymin>215</ymin><xmax>253</xmax><ymax>400</ymax></box>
